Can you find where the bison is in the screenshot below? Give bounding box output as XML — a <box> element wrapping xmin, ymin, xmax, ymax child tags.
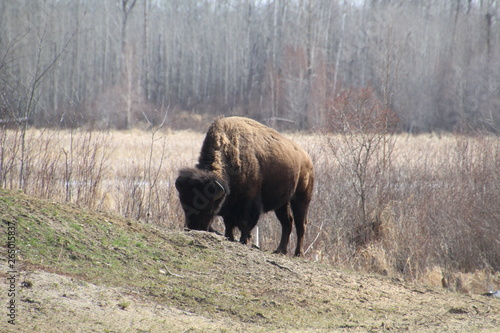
<box><xmin>175</xmin><ymin>116</ymin><xmax>314</xmax><ymax>256</ymax></box>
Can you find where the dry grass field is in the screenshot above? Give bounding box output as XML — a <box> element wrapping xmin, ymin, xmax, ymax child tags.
<box><xmin>1</xmin><ymin>126</ymin><xmax>499</xmax><ymax>294</ymax></box>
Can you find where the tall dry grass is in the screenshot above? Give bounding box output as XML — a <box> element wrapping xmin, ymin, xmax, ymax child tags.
<box><xmin>1</xmin><ymin>125</ymin><xmax>498</xmax><ymax>292</ymax></box>
<box><xmin>256</xmin><ymin>132</ymin><xmax>499</xmax><ymax>292</ymax></box>
<box><xmin>0</xmin><ymin>127</ymin><xmax>202</xmax><ymax>228</ymax></box>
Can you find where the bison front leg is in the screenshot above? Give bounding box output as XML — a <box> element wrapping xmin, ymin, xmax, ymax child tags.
<box><xmin>239</xmin><ymin>229</ymin><xmax>251</xmax><ymax>244</ymax></box>
<box><xmin>273</xmin><ymin>204</ymin><xmax>293</xmax><ymax>255</ymax></box>
<box><xmin>222</xmin><ymin>216</ymin><xmax>236</xmax><ymax>242</ymax></box>
<box><xmin>238</xmin><ymin>199</ymin><xmax>261</xmax><ymax>245</ymax></box>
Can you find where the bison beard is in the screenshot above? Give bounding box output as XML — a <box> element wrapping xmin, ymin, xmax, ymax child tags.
<box><xmin>175</xmin><ymin>116</ymin><xmax>314</xmax><ymax>256</ymax></box>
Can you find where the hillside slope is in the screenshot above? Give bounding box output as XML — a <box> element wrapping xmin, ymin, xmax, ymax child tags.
<box><xmin>1</xmin><ymin>190</ymin><xmax>499</xmax><ymax>332</ymax></box>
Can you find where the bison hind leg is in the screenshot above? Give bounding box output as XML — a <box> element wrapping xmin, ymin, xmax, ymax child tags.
<box><xmin>273</xmin><ymin>203</ymin><xmax>294</xmax><ymax>255</ymax></box>
<box><xmin>291</xmin><ymin>196</ymin><xmax>310</xmax><ymax>257</ymax></box>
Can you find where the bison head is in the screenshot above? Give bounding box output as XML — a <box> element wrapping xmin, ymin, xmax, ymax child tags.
<box><xmin>175</xmin><ymin>168</ymin><xmax>228</xmax><ymax>231</ymax></box>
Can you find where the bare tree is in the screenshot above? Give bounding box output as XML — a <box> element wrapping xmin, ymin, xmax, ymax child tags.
<box><xmin>326</xmin><ymin>87</ymin><xmax>398</xmax><ymax>227</ymax></box>
<box><xmin>120</xmin><ymin>0</ymin><xmax>137</xmax><ymax>129</ymax></box>
<box><xmin>1</xmin><ymin>0</ymin><xmax>498</xmax><ymax>132</ymax></box>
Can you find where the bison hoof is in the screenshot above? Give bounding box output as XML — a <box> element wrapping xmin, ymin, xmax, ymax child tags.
<box><xmin>273</xmin><ymin>248</ymin><xmax>287</xmax><ymax>255</ymax></box>
<box><xmin>240</xmin><ymin>237</ymin><xmax>251</xmax><ymax>245</ymax></box>
<box><xmin>208</xmin><ymin>227</ymin><xmax>223</xmax><ymax>236</ymax></box>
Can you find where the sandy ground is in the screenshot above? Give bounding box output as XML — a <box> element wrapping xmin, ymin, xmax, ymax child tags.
<box><xmin>8</xmin><ymin>267</ymin><xmax>248</xmax><ymax>333</ymax></box>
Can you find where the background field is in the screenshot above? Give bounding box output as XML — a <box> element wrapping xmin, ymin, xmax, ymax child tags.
<box><xmin>1</xmin><ymin>126</ymin><xmax>498</xmax><ymax>294</ymax></box>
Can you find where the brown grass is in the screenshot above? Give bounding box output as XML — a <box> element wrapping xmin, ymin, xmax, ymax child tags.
<box><xmin>1</xmin><ymin>126</ymin><xmax>498</xmax><ymax>293</ymax></box>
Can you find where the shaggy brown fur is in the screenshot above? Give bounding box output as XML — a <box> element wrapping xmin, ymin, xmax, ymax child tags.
<box><xmin>175</xmin><ymin>116</ymin><xmax>314</xmax><ymax>256</ymax></box>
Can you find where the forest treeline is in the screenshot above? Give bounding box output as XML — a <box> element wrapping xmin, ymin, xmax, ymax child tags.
<box><xmin>0</xmin><ymin>0</ymin><xmax>499</xmax><ymax>132</ymax></box>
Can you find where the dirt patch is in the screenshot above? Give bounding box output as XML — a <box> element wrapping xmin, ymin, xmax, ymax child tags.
<box><xmin>8</xmin><ymin>268</ymin><xmax>246</xmax><ymax>333</ymax></box>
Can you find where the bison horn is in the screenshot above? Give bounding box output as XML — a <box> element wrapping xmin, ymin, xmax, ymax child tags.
<box><xmin>213</xmin><ymin>180</ymin><xmax>226</xmax><ymax>200</ymax></box>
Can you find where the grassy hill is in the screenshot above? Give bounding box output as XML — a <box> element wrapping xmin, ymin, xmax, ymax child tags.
<box><xmin>2</xmin><ymin>189</ymin><xmax>499</xmax><ymax>332</ymax></box>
